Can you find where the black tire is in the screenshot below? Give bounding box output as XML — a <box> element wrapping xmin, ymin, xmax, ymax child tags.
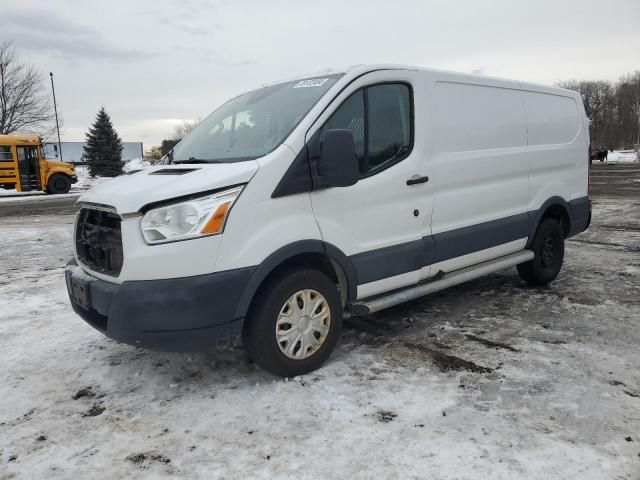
<box><xmin>518</xmin><ymin>218</ymin><xmax>565</xmax><ymax>286</ymax></box>
<box><xmin>47</xmin><ymin>173</ymin><xmax>71</xmax><ymax>194</ymax></box>
<box><xmin>243</xmin><ymin>268</ymin><xmax>343</xmax><ymax>377</ymax></box>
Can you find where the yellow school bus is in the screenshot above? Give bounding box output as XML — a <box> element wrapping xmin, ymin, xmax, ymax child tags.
<box><xmin>0</xmin><ymin>135</ymin><xmax>77</xmax><ymax>194</ymax></box>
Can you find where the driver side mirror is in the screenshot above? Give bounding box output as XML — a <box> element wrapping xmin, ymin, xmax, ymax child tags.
<box><xmin>318</xmin><ymin>129</ymin><xmax>359</xmax><ymax>188</ymax></box>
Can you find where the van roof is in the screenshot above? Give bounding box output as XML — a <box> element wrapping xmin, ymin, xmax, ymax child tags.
<box><xmin>266</xmin><ymin>64</ymin><xmax>414</xmax><ymax>85</ymax></box>
<box><xmin>278</xmin><ymin>64</ymin><xmax>580</xmax><ymax>99</ymax></box>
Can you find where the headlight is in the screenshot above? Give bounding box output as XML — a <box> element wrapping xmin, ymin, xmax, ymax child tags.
<box><xmin>141</xmin><ymin>186</ymin><xmax>243</xmax><ymax>244</ymax></box>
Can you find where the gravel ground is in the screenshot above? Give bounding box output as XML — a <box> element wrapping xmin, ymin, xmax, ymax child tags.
<box><xmin>0</xmin><ymin>164</ymin><xmax>638</xmax><ymax>479</ymax></box>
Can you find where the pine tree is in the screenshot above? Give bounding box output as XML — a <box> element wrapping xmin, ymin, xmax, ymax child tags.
<box><xmin>84</xmin><ymin>107</ymin><xmax>124</xmax><ymax>177</ymax></box>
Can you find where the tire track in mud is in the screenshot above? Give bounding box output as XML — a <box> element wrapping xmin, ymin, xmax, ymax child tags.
<box><xmin>569</xmin><ymin>238</ymin><xmax>640</xmax><ymax>253</ymax></box>
<box><xmin>343</xmin><ymin>315</ymin><xmax>499</xmax><ymax>374</ymax></box>
<box><xmin>401</xmin><ymin>342</ymin><xmax>494</xmax><ymax>373</ymax></box>
<box><xmin>464</xmin><ymin>334</ymin><xmax>519</xmax><ymax>352</ymax></box>
<box><xmin>597</xmin><ymin>224</ymin><xmax>640</xmax><ymax>233</ymax></box>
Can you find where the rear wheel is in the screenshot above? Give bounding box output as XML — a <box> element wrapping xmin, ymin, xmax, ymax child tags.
<box><xmin>243</xmin><ymin>268</ymin><xmax>343</xmax><ymax>377</ymax></box>
<box><xmin>518</xmin><ymin>218</ymin><xmax>565</xmax><ymax>285</ymax></box>
<box><xmin>47</xmin><ymin>173</ymin><xmax>71</xmax><ymax>194</ymax></box>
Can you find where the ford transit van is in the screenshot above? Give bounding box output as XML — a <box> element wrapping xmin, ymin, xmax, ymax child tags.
<box><xmin>65</xmin><ymin>65</ymin><xmax>591</xmax><ymax>377</ymax></box>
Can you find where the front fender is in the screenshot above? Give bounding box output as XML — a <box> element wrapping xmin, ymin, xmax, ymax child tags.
<box><xmin>232</xmin><ymin>240</ymin><xmax>357</xmax><ymax>320</ymax></box>
<box><xmin>45</xmin><ymin>166</ymin><xmax>76</xmax><ymax>183</ymax></box>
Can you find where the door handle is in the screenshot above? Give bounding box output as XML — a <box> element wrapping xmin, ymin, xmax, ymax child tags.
<box><xmin>406</xmin><ymin>175</ymin><xmax>429</xmax><ymax>186</ymax></box>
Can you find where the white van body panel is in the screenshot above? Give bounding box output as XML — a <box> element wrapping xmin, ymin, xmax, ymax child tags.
<box><xmin>519</xmin><ymin>85</ymin><xmax>588</xmax><ymax>212</ymax></box>
<box><xmin>425</xmin><ymin>72</ymin><xmax>530</xmax><ymax>275</ymax></box>
<box><xmin>78</xmin><ymin>162</ymin><xmax>259</xmax><ymax>214</ymax></box>
<box><xmin>215</xmin><ymin>145</ymin><xmax>322</xmax><ymax>272</ymax></box>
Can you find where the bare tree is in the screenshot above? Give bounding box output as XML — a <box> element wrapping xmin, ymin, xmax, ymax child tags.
<box><xmin>171</xmin><ymin>119</ymin><xmax>200</xmax><ymax>141</ymax></box>
<box><xmin>616</xmin><ymin>72</ymin><xmax>640</xmax><ymax>147</ymax></box>
<box><xmin>558</xmin><ymin>75</ymin><xmax>639</xmax><ymax>149</ymax></box>
<box><xmin>0</xmin><ymin>42</ymin><xmax>55</xmax><ymax>135</ymax></box>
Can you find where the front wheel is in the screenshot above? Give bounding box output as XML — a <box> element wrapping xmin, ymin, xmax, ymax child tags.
<box><xmin>518</xmin><ymin>218</ymin><xmax>565</xmax><ymax>286</ymax></box>
<box><xmin>243</xmin><ymin>268</ymin><xmax>343</xmax><ymax>377</ymax></box>
<box><xmin>46</xmin><ymin>173</ymin><xmax>71</xmax><ymax>194</ymax></box>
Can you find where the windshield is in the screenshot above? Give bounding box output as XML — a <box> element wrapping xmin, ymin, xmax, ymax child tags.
<box><xmin>171</xmin><ymin>75</ymin><xmax>343</xmax><ymax>164</ymax></box>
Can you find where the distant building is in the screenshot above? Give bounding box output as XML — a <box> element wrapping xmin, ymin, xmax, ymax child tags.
<box><xmin>43</xmin><ymin>141</ymin><xmax>144</xmax><ymax>164</ymax></box>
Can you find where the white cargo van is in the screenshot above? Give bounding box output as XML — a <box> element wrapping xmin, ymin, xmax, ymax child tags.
<box><xmin>66</xmin><ymin>64</ymin><xmax>591</xmax><ymax>377</ymax></box>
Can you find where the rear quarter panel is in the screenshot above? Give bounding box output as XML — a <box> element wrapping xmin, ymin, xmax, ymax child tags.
<box><xmin>520</xmin><ymin>85</ymin><xmax>588</xmax><ymax>212</ymax></box>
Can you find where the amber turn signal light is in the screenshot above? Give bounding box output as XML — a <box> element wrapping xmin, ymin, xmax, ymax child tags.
<box><xmin>200</xmin><ymin>201</ymin><xmax>232</xmax><ymax>234</ymax></box>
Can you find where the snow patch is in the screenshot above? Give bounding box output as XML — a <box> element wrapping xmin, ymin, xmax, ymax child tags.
<box><xmin>124</xmin><ymin>157</ymin><xmax>151</xmax><ymax>172</ymax></box>
<box><xmin>605</xmin><ymin>150</ymin><xmax>639</xmax><ymax>163</ymax></box>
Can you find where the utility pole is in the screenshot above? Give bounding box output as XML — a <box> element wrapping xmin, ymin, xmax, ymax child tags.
<box><xmin>49</xmin><ymin>72</ymin><xmax>62</xmax><ymax>160</ymax></box>
<box><xmin>635</xmin><ymin>107</ymin><xmax>640</xmax><ymax>162</ymax></box>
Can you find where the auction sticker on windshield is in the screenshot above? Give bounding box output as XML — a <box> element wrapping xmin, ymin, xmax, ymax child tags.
<box><xmin>293</xmin><ymin>78</ymin><xmax>329</xmax><ymax>88</ymax></box>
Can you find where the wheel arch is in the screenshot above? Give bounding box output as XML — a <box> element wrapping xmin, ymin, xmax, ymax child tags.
<box><xmin>527</xmin><ymin>197</ymin><xmax>572</xmax><ymax>247</ymax></box>
<box><xmin>233</xmin><ymin>240</ymin><xmax>357</xmax><ymax>320</ymax></box>
<box><xmin>46</xmin><ymin>171</ymin><xmax>72</xmax><ymax>193</ymax></box>
<box><xmin>46</xmin><ymin>168</ymin><xmax>73</xmax><ymax>182</ymax></box>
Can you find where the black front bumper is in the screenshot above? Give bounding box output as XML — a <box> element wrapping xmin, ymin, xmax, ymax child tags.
<box><xmin>70</xmin><ymin>175</ymin><xmax>78</xmax><ymax>184</ymax></box>
<box><xmin>65</xmin><ymin>260</ymin><xmax>255</xmax><ymax>351</ymax></box>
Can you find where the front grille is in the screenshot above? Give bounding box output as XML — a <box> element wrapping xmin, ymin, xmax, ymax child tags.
<box><xmin>75</xmin><ymin>207</ymin><xmax>123</xmax><ymax>277</ymax></box>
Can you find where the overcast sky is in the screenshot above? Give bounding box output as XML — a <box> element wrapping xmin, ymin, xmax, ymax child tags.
<box><xmin>4</xmin><ymin>0</ymin><xmax>640</xmax><ymax>148</ymax></box>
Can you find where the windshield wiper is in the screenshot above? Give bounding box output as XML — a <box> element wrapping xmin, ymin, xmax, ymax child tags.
<box><xmin>173</xmin><ymin>157</ymin><xmax>224</xmax><ymax>164</ymax></box>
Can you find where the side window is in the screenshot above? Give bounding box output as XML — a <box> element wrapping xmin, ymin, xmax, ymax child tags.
<box><xmin>318</xmin><ymin>90</ymin><xmax>365</xmax><ymax>169</ymax></box>
<box><xmin>366</xmin><ymin>84</ymin><xmax>411</xmax><ymax>174</ymax></box>
<box><xmin>316</xmin><ymin>83</ymin><xmax>412</xmax><ymax>177</ymax></box>
<box><xmin>17</xmin><ymin>146</ymin><xmax>37</xmax><ymax>162</ymax></box>
<box><xmin>0</xmin><ymin>145</ymin><xmax>12</xmax><ymax>162</ymax></box>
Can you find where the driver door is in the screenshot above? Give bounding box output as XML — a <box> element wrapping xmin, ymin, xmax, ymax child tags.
<box><xmin>309</xmin><ymin>70</ymin><xmax>433</xmax><ymax>299</ymax></box>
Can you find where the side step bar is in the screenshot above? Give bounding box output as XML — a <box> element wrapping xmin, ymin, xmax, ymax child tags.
<box><xmin>351</xmin><ymin>250</ymin><xmax>534</xmax><ymax>315</ymax></box>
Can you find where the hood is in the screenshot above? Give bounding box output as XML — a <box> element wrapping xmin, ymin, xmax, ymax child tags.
<box><xmin>78</xmin><ymin>161</ymin><xmax>259</xmax><ymax>213</ymax></box>
<box><xmin>47</xmin><ymin>160</ymin><xmax>75</xmax><ymax>169</ymax></box>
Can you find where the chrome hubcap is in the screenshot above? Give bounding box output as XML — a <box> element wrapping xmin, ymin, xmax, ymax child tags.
<box><xmin>275</xmin><ymin>289</ymin><xmax>331</xmax><ymax>360</ymax></box>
